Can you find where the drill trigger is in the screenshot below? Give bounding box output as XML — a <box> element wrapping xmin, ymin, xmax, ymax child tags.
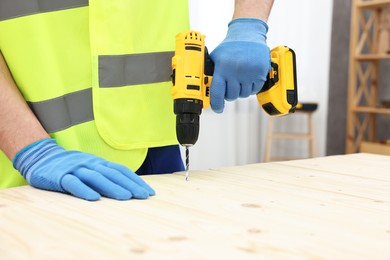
<box><xmin>260</xmin><ymin>62</ymin><xmax>279</xmax><ymax>93</ymax></box>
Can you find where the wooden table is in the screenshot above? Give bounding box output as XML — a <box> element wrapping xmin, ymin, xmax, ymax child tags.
<box><xmin>1</xmin><ymin>153</ymin><xmax>390</xmax><ymax>259</ymax></box>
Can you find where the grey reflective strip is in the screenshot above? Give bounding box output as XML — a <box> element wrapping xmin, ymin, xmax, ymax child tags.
<box><xmin>0</xmin><ymin>0</ymin><xmax>88</xmax><ymax>21</ymax></box>
<box><xmin>28</xmin><ymin>88</ymin><xmax>93</xmax><ymax>133</ymax></box>
<box><xmin>99</xmin><ymin>51</ymin><xmax>174</xmax><ymax>88</ymax></box>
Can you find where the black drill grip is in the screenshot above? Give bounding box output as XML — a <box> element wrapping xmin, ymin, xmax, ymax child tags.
<box><xmin>174</xmin><ymin>99</ymin><xmax>203</xmax><ymax>146</ymax></box>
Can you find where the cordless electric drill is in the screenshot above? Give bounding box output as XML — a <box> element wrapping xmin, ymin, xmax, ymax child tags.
<box><xmin>171</xmin><ymin>30</ymin><xmax>297</xmax><ymax>179</ymax></box>
<box><xmin>171</xmin><ymin>31</ymin><xmax>213</xmax><ymax>180</ymax></box>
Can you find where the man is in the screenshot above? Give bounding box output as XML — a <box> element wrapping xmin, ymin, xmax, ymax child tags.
<box><xmin>0</xmin><ymin>0</ymin><xmax>274</xmax><ymax>200</ymax></box>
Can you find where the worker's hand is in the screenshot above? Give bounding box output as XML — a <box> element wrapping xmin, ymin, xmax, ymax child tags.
<box><xmin>13</xmin><ymin>138</ymin><xmax>155</xmax><ymax>201</ymax></box>
<box><xmin>210</xmin><ymin>18</ymin><xmax>271</xmax><ymax>113</ymax></box>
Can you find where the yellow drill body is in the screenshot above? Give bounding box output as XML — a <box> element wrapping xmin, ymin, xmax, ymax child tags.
<box><xmin>171</xmin><ymin>31</ymin><xmax>211</xmax><ymax>109</ymax></box>
<box><xmin>257</xmin><ymin>46</ymin><xmax>298</xmax><ymax>116</ymax></box>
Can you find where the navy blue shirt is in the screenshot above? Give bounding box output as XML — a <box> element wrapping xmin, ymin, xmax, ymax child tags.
<box><xmin>136</xmin><ymin>145</ymin><xmax>184</xmax><ymax>175</ymax></box>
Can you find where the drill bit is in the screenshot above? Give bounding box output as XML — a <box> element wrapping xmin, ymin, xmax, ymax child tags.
<box><xmin>185</xmin><ymin>146</ymin><xmax>190</xmax><ymax>181</ymax></box>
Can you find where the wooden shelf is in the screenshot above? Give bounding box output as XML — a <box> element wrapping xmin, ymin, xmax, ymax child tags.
<box><xmin>346</xmin><ymin>0</ymin><xmax>390</xmax><ymax>154</ymax></box>
<box><xmin>355</xmin><ymin>54</ymin><xmax>390</xmax><ymax>60</ymax></box>
<box><xmin>357</xmin><ymin>0</ymin><xmax>390</xmax><ymax>9</ymax></box>
<box><xmin>360</xmin><ymin>141</ymin><xmax>390</xmax><ymax>155</ymax></box>
<box><xmin>352</xmin><ymin>106</ymin><xmax>390</xmax><ymax>114</ymax></box>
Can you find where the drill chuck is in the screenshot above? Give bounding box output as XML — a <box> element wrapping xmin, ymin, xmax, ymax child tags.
<box><xmin>174</xmin><ymin>98</ymin><xmax>202</xmax><ymax>146</ymax></box>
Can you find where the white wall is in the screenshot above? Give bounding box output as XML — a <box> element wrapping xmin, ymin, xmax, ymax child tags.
<box><xmin>186</xmin><ymin>0</ymin><xmax>333</xmax><ymax>170</ymax></box>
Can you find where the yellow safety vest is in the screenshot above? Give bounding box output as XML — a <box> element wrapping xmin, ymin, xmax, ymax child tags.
<box><xmin>0</xmin><ymin>0</ymin><xmax>189</xmax><ymax>188</ymax></box>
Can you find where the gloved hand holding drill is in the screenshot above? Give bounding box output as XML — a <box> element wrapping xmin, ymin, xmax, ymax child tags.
<box><xmin>210</xmin><ymin>18</ymin><xmax>271</xmax><ymax>113</ymax></box>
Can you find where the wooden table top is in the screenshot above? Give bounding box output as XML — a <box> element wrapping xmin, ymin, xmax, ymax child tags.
<box><xmin>1</xmin><ymin>153</ymin><xmax>390</xmax><ymax>259</ymax></box>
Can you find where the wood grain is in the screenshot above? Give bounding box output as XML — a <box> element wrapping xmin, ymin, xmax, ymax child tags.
<box><xmin>0</xmin><ymin>153</ymin><xmax>389</xmax><ymax>259</ymax></box>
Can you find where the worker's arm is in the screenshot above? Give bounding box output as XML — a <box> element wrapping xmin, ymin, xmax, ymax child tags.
<box><xmin>209</xmin><ymin>0</ymin><xmax>274</xmax><ymax>113</ymax></box>
<box><xmin>0</xmin><ymin>52</ymin><xmax>49</xmax><ymax>160</ymax></box>
<box><xmin>233</xmin><ymin>0</ymin><xmax>274</xmax><ymax>21</ymax></box>
<box><xmin>0</xmin><ymin>52</ymin><xmax>154</xmax><ymax>200</ymax></box>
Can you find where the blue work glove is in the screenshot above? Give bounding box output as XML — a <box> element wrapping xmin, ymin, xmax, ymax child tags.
<box><xmin>13</xmin><ymin>138</ymin><xmax>155</xmax><ymax>201</ymax></box>
<box><xmin>210</xmin><ymin>18</ymin><xmax>271</xmax><ymax>113</ymax></box>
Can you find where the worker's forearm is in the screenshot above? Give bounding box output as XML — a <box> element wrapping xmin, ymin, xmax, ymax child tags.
<box><xmin>233</xmin><ymin>0</ymin><xmax>274</xmax><ymax>21</ymax></box>
<box><xmin>0</xmin><ymin>52</ymin><xmax>49</xmax><ymax>161</ymax></box>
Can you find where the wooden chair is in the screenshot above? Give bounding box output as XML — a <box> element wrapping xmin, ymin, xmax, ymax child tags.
<box><xmin>264</xmin><ymin>102</ymin><xmax>318</xmax><ymax>162</ymax></box>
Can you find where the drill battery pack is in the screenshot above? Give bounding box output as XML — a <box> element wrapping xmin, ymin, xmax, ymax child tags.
<box><xmin>257</xmin><ymin>46</ymin><xmax>298</xmax><ymax>116</ymax></box>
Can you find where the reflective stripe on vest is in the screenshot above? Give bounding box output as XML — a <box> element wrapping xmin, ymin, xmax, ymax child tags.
<box><xmin>0</xmin><ymin>0</ymin><xmax>88</xmax><ymax>21</ymax></box>
<box><xmin>28</xmin><ymin>51</ymin><xmax>174</xmax><ymax>133</ymax></box>
<box><xmin>28</xmin><ymin>88</ymin><xmax>93</xmax><ymax>133</ymax></box>
<box><xmin>99</xmin><ymin>51</ymin><xmax>174</xmax><ymax>88</ymax></box>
